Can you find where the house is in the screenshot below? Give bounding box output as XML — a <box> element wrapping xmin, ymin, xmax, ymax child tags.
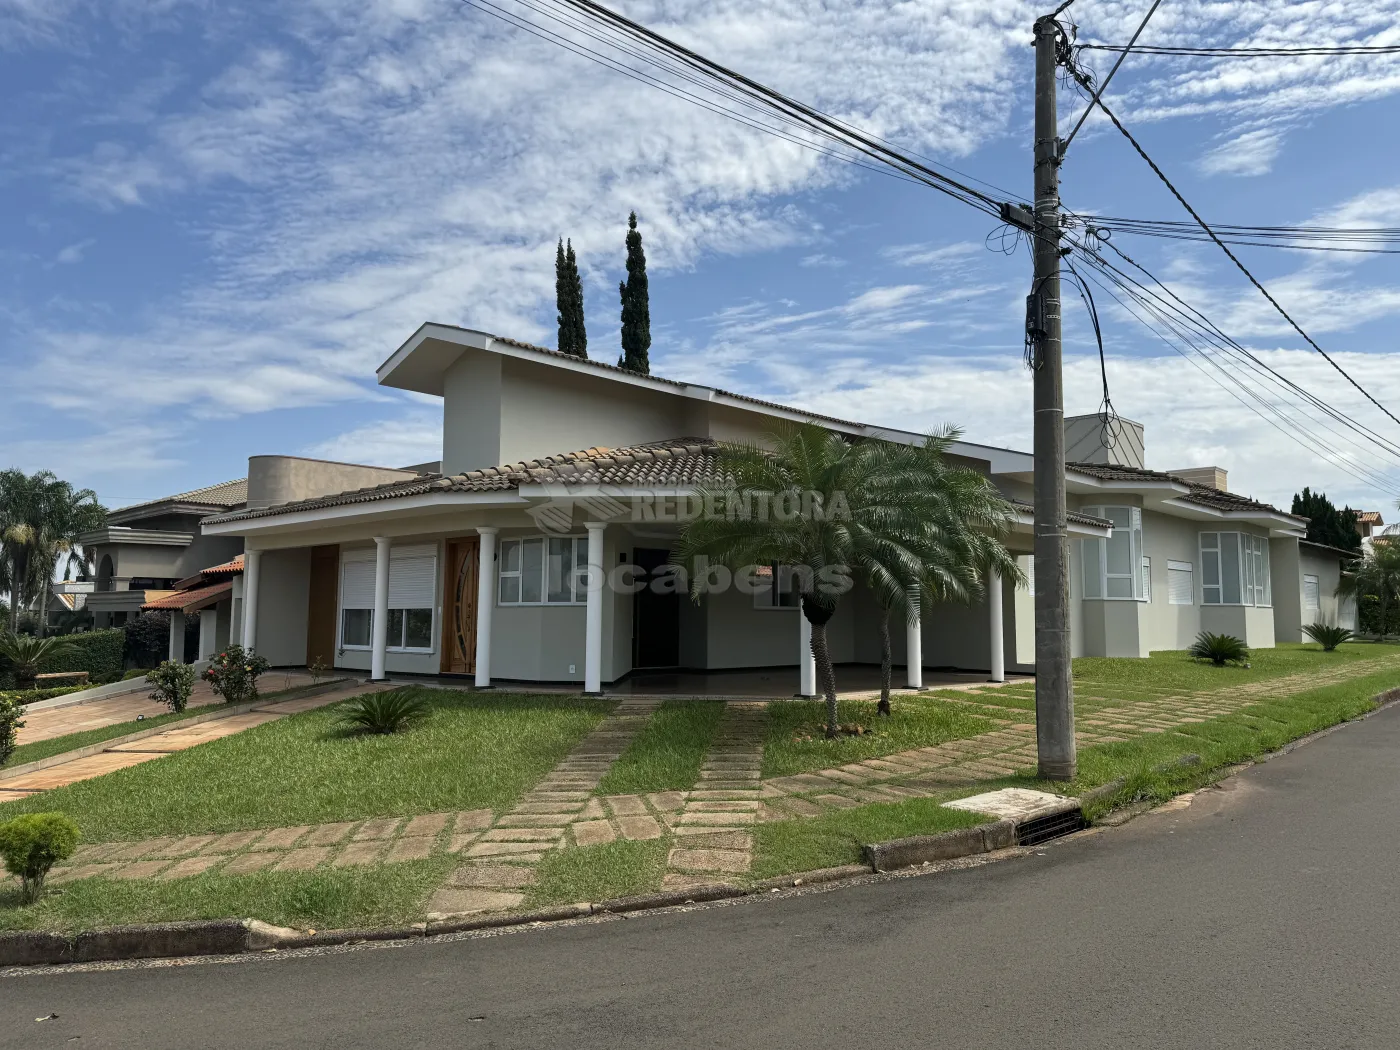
<box><xmin>194</xmin><ymin>323</ymin><xmax>1356</xmax><ymax>694</ymax></box>
<box><xmin>139</xmin><ymin>555</ymin><xmax>246</xmax><ymax>663</ymax></box>
<box><xmin>81</xmin><ymin>479</ymin><xmax>250</xmax><ymax>629</ymax></box>
<box><xmin>1355</xmin><ymin>510</ymin><xmax>1385</xmax><ymax>550</ymax></box>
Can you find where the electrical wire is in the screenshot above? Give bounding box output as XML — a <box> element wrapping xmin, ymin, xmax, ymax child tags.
<box><xmin>1079</xmin><ymin>43</ymin><xmax>1400</xmax><ymax>58</ymax></box>
<box><xmin>1070</xmin><ymin>215</ymin><xmax>1400</xmax><ymax>255</ymax></box>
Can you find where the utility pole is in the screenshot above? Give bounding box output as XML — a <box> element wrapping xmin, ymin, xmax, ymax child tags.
<box><xmin>1031</xmin><ymin>14</ymin><xmax>1075</xmax><ymax>781</ymax></box>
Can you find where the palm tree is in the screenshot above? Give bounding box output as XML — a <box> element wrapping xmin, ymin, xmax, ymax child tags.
<box><xmin>0</xmin><ymin>631</ymin><xmax>77</xmax><ymax>688</ymax></box>
<box><xmin>856</xmin><ymin>429</ymin><xmax>1022</xmax><ymax>715</ymax></box>
<box><xmin>676</xmin><ymin>423</ymin><xmax>1020</xmax><ymax>736</ymax></box>
<box><xmin>32</xmin><ymin>484</ymin><xmax>106</xmax><ymax>638</ymax></box>
<box><xmin>0</xmin><ymin>469</ymin><xmax>58</xmax><ymax>634</ymax></box>
<box><xmin>1338</xmin><ymin>538</ymin><xmax>1400</xmax><ymax>640</ymax></box>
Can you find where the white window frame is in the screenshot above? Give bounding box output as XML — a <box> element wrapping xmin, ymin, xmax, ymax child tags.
<box><xmin>498</xmin><ymin>536</ymin><xmax>590</xmax><ymax>606</ymax></box>
<box><xmin>1167</xmin><ymin>560</ymin><xmax>1194</xmax><ymax>606</ymax></box>
<box><xmin>1199</xmin><ymin>531</ymin><xmax>1271</xmax><ymax>608</ymax></box>
<box><xmin>1080</xmin><ymin>506</ymin><xmax>1145</xmax><ymax>601</ymax></box>
<box><xmin>337</xmin><ymin>544</ymin><xmax>439</xmax><ymax>654</ymax></box>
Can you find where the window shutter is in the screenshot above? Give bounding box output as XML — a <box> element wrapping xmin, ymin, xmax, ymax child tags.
<box><xmin>1304</xmin><ymin>575</ymin><xmax>1320</xmax><ymax>611</ymax></box>
<box><xmin>341</xmin><ymin>559</ymin><xmax>376</xmax><ymax>610</ymax></box>
<box><xmin>389</xmin><ymin>555</ymin><xmax>436</xmax><ymax>609</ymax></box>
<box><xmin>1167</xmin><ymin>561</ymin><xmax>1193</xmax><ymax>605</ymax></box>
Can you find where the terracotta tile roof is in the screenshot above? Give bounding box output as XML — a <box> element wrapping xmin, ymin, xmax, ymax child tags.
<box><xmin>112</xmin><ymin>478</ymin><xmax>248</xmax><ymax>519</ymax></box>
<box><xmin>1357</xmin><ymin>510</ymin><xmax>1384</xmax><ymax>525</ymax></box>
<box><xmin>141</xmin><ymin>580</ymin><xmax>234</xmax><ymax>612</ymax></box>
<box><xmin>201</xmin><ymin>555</ymin><xmax>244</xmax><ymax>574</ymax></box>
<box><xmin>1067</xmin><ymin>462</ymin><xmax>1301</xmax><ymax>519</ymax></box>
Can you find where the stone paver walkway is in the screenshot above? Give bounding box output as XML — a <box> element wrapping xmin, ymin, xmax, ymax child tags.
<box><xmin>426</xmin><ymin>696</ymin><xmax>663</xmax><ymax>918</ymax></box>
<box><xmin>661</xmin><ymin>702</ymin><xmax>766</xmax><ymax>888</ymax></box>
<box><xmin>0</xmin><ymin>680</ymin><xmax>376</xmax><ymax>799</ymax></box>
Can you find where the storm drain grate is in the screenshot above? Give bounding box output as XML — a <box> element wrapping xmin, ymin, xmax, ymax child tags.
<box><xmin>1015</xmin><ymin>808</ymin><xmax>1085</xmax><ymax>847</ymax></box>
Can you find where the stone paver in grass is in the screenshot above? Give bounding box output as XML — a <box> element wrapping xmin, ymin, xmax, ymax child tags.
<box><xmin>447</xmin><ymin>865</ymin><xmax>537</xmax><ymax>888</ymax></box>
<box><xmin>332</xmin><ymin>840</ymin><xmax>385</xmax><ymax>867</ymax></box>
<box><xmin>615</xmin><ymin>815</ymin><xmax>663</xmax><ymax>840</ymax></box>
<box><xmin>258</xmin><ymin>825</ymin><xmax>312</xmax><ymax>849</ymax></box>
<box><xmin>222</xmin><ymin>852</ymin><xmax>282</xmax><ymax>875</ymax></box>
<box><xmin>352</xmin><ymin>817</ymin><xmax>402</xmax><ymax>841</ymax></box>
<box><xmin>303</xmin><ymin>822</ymin><xmax>357</xmax><ymax>847</ymax></box>
<box><xmin>384</xmin><ymin>836</ymin><xmax>436</xmax><ymax>863</ymax></box>
<box><xmin>111</xmin><ymin>860</ymin><xmax>172</xmax><ymax>880</ymax></box>
<box><xmin>426</xmin><ymin>888</ymin><xmax>524</xmax><ymax>918</ymax></box>
<box><xmin>274</xmin><ymin>847</ymin><xmax>332</xmax><ymax>872</ymax></box>
<box><xmin>572</xmin><ymin>820</ymin><xmax>616</xmax><ymax>846</ymax></box>
<box><xmin>405</xmin><ymin>812</ymin><xmax>452</xmax><ymax>838</ymax></box>
<box><xmin>159</xmin><ymin>856</ymin><xmax>221</xmax><ymax>880</ymax></box>
<box><xmin>204</xmin><ymin>829</ymin><xmax>265</xmax><ymax>854</ymax></box>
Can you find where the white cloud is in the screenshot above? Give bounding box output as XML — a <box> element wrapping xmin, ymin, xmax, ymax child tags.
<box><xmin>301</xmin><ymin>408</ymin><xmax>442</xmax><ymax>469</ymax></box>
<box><xmin>53</xmin><ymin>238</ymin><xmax>94</xmax><ymax>265</ymax></box>
<box><xmin>1197</xmin><ymin>128</ymin><xmax>1282</xmax><ymax>177</ymax></box>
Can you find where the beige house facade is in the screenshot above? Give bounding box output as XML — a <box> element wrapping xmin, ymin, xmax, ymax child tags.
<box><xmin>197</xmin><ymin>324</ymin><xmax>1355</xmax><ymax>690</ymax></box>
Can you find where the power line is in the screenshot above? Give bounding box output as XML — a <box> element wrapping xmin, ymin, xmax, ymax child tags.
<box><xmin>1071</xmin><ymin>215</ymin><xmax>1400</xmax><ymax>255</ymax></box>
<box><xmin>1063</xmin><ymin>62</ymin><xmax>1400</xmax><ymax>430</ymax></box>
<box><xmin>1079</xmin><ymin>43</ymin><xmax>1400</xmax><ymax>58</ymax></box>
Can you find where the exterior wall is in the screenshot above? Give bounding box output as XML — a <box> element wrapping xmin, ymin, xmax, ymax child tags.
<box><xmin>92</xmin><ymin>526</ymin><xmax>243</xmax><ymax>587</ymax></box>
<box><xmin>230</xmin><ymin>576</ymin><xmax>244</xmax><ymax>646</ymax></box>
<box><xmin>1138</xmin><ymin>509</ymin><xmax>1205</xmax><ymax>652</ymax></box>
<box><xmin>1200</xmin><ymin>604</ymin><xmax>1276</xmax><ymax>649</ymax></box>
<box><xmin>442</xmin><ymin>350</ymin><xmax>503</xmax><ymax>474</ymax></box>
<box><xmin>1271</xmin><ymin>538</ymin><xmax>1304</xmax><ymax>644</ymax></box>
<box><xmin>214</xmin><ymin>598</ymin><xmax>232</xmax><ymax>652</ymax></box>
<box><xmin>1014</xmin><ymin>556</ymin><xmax>1035</xmax><ymax>667</ymax></box>
<box><xmin>252</xmin><ymin>547</ymin><xmax>311</xmax><ymax>667</ymax></box>
<box><xmin>333</xmin><ymin>540</ymin><xmax>445</xmax><ymax>677</ymax></box>
<box><xmin>246</xmin><ymin>457</ymin><xmax>417</xmax><ymax>510</ymax></box>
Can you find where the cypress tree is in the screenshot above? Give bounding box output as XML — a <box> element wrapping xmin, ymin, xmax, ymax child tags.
<box><xmin>555</xmin><ymin>238</ymin><xmax>588</xmax><ymax>358</ymax></box>
<box><xmin>618</xmin><ymin>211</ymin><xmax>651</xmax><ymax>373</ymax></box>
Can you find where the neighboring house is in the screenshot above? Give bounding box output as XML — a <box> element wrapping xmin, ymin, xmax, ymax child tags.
<box><xmin>196</xmin><ymin>324</ymin><xmax>1355</xmax><ymax>691</ymax></box>
<box><xmin>1355</xmin><ymin>509</ymin><xmax>1385</xmax><ymax>551</ymax></box>
<box><xmin>140</xmin><ymin>555</ymin><xmax>245</xmax><ymax>663</ymax></box>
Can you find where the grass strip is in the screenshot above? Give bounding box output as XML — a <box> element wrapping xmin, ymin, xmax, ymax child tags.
<box><xmin>751</xmin><ymin>797</ymin><xmax>989</xmax><ymax>878</ymax></box>
<box><xmin>0</xmin><ymin>857</ymin><xmax>454</xmax><ymax>934</ymax></box>
<box><xmin>526</xmin><ymin>839</ymin><xmax>668</xmax><ymax>907</ymax></box>
<box><xmin>763</xmin><ymin>695</ymin><xmax>995</xmax><ymax>778</ymax></box>
<box><xmin>596</xmin><ymin>699</ymin><xmax>725</xmax><ymax>795</ymax></box>
<box><xmin>0</xmin><ymin>688</ymin><xmax>611</xmax><ymax>840</ymax></box>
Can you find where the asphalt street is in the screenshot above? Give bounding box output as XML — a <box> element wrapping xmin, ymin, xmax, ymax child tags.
<box><xmin>5</xmin><ymin>703</ymin><xmax>1400</xmax><ymax>1050</ymax></box>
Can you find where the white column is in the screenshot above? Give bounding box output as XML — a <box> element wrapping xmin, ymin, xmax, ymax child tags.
<box><xmin>906</xmin><ymin>605</ymin><xmax>923</xmax><ymax>689</ymax></box>
<box><xmin>584</xmin><ymin>522</ymin><xmax>606</xmax><ymax>693</ymax></box>
<box><xmin>799</xmin><ymin>613</ymin><xmax>817</xmax><ymax>697</ymax></box>
<box><xmin>168</xmin><ymin>611</ymin><xmax>185</xmax><ymax>664</ymax></box>
<box><xmin>199</xmin><ymin>609</ymin><xmax>217</xmax><ymax>660</ymax></box>
<box><xmin>474</xmin><ymin>528</ymin><xmax>497</xmax><ymax>688</ymax></box>
<box><xmin>371</xmin><ymin>536</ymin><xmax>391</xmax><ymax>681</ymax></box>
<box><xmin>989</xmin><ymin>569</ymin><xmax>1005</xmax><ymax>682</ymax></box>
<box><xmin>241</xmin><ymin>549</ymin><xmax>262</xmax><ymax>653</ymax></box>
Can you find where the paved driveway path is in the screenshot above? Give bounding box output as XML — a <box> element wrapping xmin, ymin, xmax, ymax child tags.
<box><xmin>6</xmin><ymin>693</ymin><xmax>1400</xmax><ymax>1049</ymax></box>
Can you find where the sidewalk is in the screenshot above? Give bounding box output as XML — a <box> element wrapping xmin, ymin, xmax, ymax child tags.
<box><xmin>0</xmin><ymin>679</ymin><xmax>377</xmax><ymax>800</ymax></box>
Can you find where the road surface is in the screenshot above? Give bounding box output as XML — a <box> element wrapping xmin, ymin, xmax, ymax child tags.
<box><xmin>6</xmin><ymin>703</ymin><xmax>1400</xmax><ymax>1049</ymax></box>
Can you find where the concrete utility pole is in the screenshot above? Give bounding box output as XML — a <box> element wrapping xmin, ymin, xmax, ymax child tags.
<box><xmin>1031</xmin><ymin>14</ymin><xmax>1076</xmax><ymax>780</ymax></box>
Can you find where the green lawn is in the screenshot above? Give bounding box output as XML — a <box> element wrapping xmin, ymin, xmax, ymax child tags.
<box><xmin>752</xmin><ymin>796</ymin><xmax>990</xmax><ymax>877</ymax></box>
<box><xmin>762</xmin><ymin>695</ymin><xmax>996</xmax><ymax>778</ymax></box>
<box><xmin>0</xmin><ymin>857</ymin><xmax>454</xmax><ymax>934</ymax></box>
<box><xmin>0</xmin><ymin>688</ymin><xmax>610</xmax><ymax>841</ymax></box>
<box><xmin>527</xmin><ymin>839</ymin><xmax>668</xmax><ymax>907</ymax></box>
<box><xmin>596</xmin><ymin>699</ymin><xmax>725</xmax><ymax>795</ymax></box>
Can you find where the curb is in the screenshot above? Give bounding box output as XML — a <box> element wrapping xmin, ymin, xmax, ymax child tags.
<box><xmin>0</xmin><ymin>679</ymin><xmax>353</xmax><ymax>784</ymax></box>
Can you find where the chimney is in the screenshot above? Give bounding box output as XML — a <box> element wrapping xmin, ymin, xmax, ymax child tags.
<box><xmin>1063</xmin><ymin>414</ymin><xmax>1146</xmax><ymax>469</ymax></box>
<box><xmin>1168</xmin><ymin>466</ymin><xmax>1228</xmax><ymax>491</ymax></box>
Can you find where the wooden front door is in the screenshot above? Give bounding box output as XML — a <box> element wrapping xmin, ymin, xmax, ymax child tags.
<box><xmin>442</xmin><ymin>537</ymin><xmax>480</xmax><ymax>675</ymax></box>
<box><xmin>306</xmin><ymin>545</ymin><xmax>340</xmax><ymax>668</ymax></box>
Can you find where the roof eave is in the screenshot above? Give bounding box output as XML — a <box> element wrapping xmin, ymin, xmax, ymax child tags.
<box><xmin>201</xmin><ymin>490</ymin><xmax>530</xmax><ymax>535</ymax></box>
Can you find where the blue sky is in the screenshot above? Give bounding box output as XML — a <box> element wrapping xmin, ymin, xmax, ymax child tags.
<box><xmin>3</xmin><ymin>0</ymin><xmax>1400</xmax><ymax>514</ymax></box>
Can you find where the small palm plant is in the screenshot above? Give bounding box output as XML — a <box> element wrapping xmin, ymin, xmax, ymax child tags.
<box><xmin>0</xmin><ymin>632</ymin><xmax>77</xmax><ymax>689</ymax></box>
<box><xmin>339</xmin><ymin>691</ymin><xmax>431</xmax><ymax>735</ymax></box>
<box><xmin>1189</xmin><ymin>631</ymin><xmax>1250</xmax><ymax>667</ymax></box>
<box><xmin>1303</xmin><ymin>623</ymin><xmax>1353</xmax><ymax>652</ymax></box>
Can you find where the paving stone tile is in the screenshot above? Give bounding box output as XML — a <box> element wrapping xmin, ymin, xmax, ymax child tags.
<box><xmin>447</xmin><ymin>865</ymin><xmax>537</xmax><ymax>888</ymax></box>
<box><xmin>446</xmin><ymin>832</ymin><xmax>482</xmax><ymax>853</ymax></box>
<box><xmin>497</xmin><ymin>814</ymin><xmax>576</xmax><ymax>828</ymax></box>
<box><xmin>669</xmin><ymin>829</ymin><xmax>752</xmax><ymax>850</ymax></box>
<box><xmin>259</xmin><ymin>825</ymin><xmax>313</xmax><ymax>849</ymax></box>
<box><xmin>454</xmin><ymin>809</ymin><xmax>494</xmax><ymax>832</ymax></box>
<box><xmin>815</xmin><ymin>793</ymin><xmax>861</xmax><ymax>809</ymax></box>
<box><xmin>110</xmin><ymin>860</ymin><xmax>172</xmax><ymax>880</ymax></box>
<box><xmin>351</xmin><ymin>818</ymin><xmax>401</xmax><ymax>841</ymax></box>
<box><xmin>668</xmin><ymin>848</ymin><xmax>750</xmax><ymax>874</ymax></box>
<box><xmin>465</xmin><ymin>841</ymin><xmax>553</xmax><ymax>858</ymax></box>
<box><xmin>222</xmin><ymin>851</ymin><xmax>282</xmax><ymax>875</ymax></box>
<box><xmin>571</xmin><ymin>820</ymin><xmax>616</xmax><ymax>846</ymax></box>
<box><xmin>677</xmin><ymin>811</ymin><xmax>757</xmax><ymax>826</ymax></box>
<box><xmin>604</xmin><ymin>795</ymin><xmax>647</xmax><ymax>817</ymax></box>
<box><xmin>525</xmin><ymin>791</ymin><xmax>590</xmax><ymax>803</ymax></box>
<box><xmin>427</xmin><ymin>887</ymin><xmax>524</xmax><ymax>917</ymax></box>
<box><xmin>274</xmin><ymin>847</ymin><xmax>332</xmax><ymax>872</ymax></box>
<box><xmin>773</xmin><ymin>797</ymin><xmax>824</xmax><ymax>818</ymax></box>
<box><xmin>203</xmin><ymin>830</ymin><xmax>266</xmax><ymax>854</ymax></box>
<box><xmin>332</xmin><ymin>840</ymin><xmax>385</xmax><ymax>867</ymax></box>
<box><xmin>615</xmin><ymin>815</ymin><xmax>662</xmax><ymax>840</ymax></box>
<box><xmin>159</xmin><ymin>856</ymin><xmax>221</xmax><ymax>880</ymax></box>
<box><xmin>661</xmin><ymin>872</ymin><xmax>732</xmax><ymax>890</ymax></box>
<box><xmin>405</xmin><ymin>812</ymin><xmax>452</xmax><ymax>838</ymax></box>
<box><xmin>70</xmin><ymin>842</ymin><xmax>124</xmax><ymax>863</ymax></box>
<box><xmin>481</xmin><ymin>828</ymin><xmax>563</xmax><ymax>842</ymax></box>
<box><xmin>303</xmin><ymin>822</ymin><xmax>357</xmax><ymax>847</ymax></box>
<box><xmin>108</xmin><ymin>838</ymin><xmax>175</xmax><ymax>862</ymax></box>
<box><xmin>514</xmin><ymin>802</ymin><xmax>586</xmax><ymax>815</ymax></box>
<box><xmin>60</xmin><ymin>862</ymin><xmax>121</xmax><ymax>881</ymax></box>
<box><xmin>647</xmin><ymin>791</ymin><xmax>687</xmax><ymax>811</ymax></box>
<box><xmin>384</xmin><ymin>836</ymin><xmax>436</xmax><ymax>862</ymax></box>
<box><xmin>690</xmin><ymin>800</ymin><xmax>760</xmax><ymax>812</ymax></box>
<box><xmin>577</xmin><ymin>797</ymin><xmax>606</xmax><ymax>820</ymax></box>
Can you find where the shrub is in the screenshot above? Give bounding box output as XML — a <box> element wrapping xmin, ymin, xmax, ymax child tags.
<box><xmin>0</xmin><ymin>632</ymin><xmax>78</xmax><ymax>688</ymax></box>
<box><xmin>201</xmin><ymin>644</ymin><xmax>270</xmax><ymax>704</ymax></box>
<box><xmin>37</xmin><ymin>628</ymin><xmax>124</xmax><ymax>680</ymax></box>
<box><xmin>0</xmin><ymin>813</ymin><xmax>80</xmax><ymax>903</ymax></box>
<box><xmin>1303</xmin><ymin>623</ymin><xmax>1354</xmax><ymax>652</ymax></box>
<box><xmin>1188</xmin><ymin>631</ymin><xmax>1250</xmax><ymax>667</ymax></box>
<box><xmin>123</xmin><ymin>612</ymin><xmax>170</xmax><ymax>669</ymax></box>
<box><xmin>339</xmin><ymin>691</ymin><xmax>430</xmax><ymax>735</ymax></box>
<box><xmin>147</xmin><ymin>660</ymin><xmax>197</xmax><ymax>713</ymax></box>
<box><xmin>0</xmin><ymin>695</ymin><xmax>24</xmax><ymax>767</ymax></box>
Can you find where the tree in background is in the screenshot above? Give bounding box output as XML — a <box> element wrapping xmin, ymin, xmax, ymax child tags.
<box><xmin>555</xmin><ymin>238</ymin><xmax>588</xmax><ymax>358</ymax></box>
<box><xmin>33</xmin><ymin>483</ymin><xmax>105</xmax><ymax>637</ymax></box>
<box><xmin>1</xmin><ymin>470</ymin><xmax>58</xmax><ymax>634</ymax></box>
<box><xmin>1292</xmin><ymin>487</ymin><xmax>1361</xmax><ymax>553</ymax></box>
<box><xmin>1338</xmin><ymin>539</ymin><xmax>1400</xmax><ymax>640</ymax></box>
<box><xmin>617</xmin><ymin>211</ymin><xmax>651</xmax><ymax>374</ymax></box>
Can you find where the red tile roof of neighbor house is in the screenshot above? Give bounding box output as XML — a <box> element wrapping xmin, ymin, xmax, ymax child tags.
<box><xmin>1066</xmin><ymin>462</ymin><xmax>1299</xmax><ymax>520</ymax></box>
<box><xmin>1358</xmin><ymin>510</ymin><xmax>1384</xmax><ymax>525</ymax></box>
<box><xmin>141</xmin><ymin>580</ymin><xmax>234</xmax><ymax>612</ymax></box>
<box><xmin>202</xmin><ymin>554</ymin><xmax>244</xmax><ymax>574</ymax></box>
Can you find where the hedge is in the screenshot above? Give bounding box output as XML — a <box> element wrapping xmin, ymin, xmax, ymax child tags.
<box><xmin>37</xmin><ymin>629</ymin><xmax>125</xmax><ymax>681</ymax></box>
